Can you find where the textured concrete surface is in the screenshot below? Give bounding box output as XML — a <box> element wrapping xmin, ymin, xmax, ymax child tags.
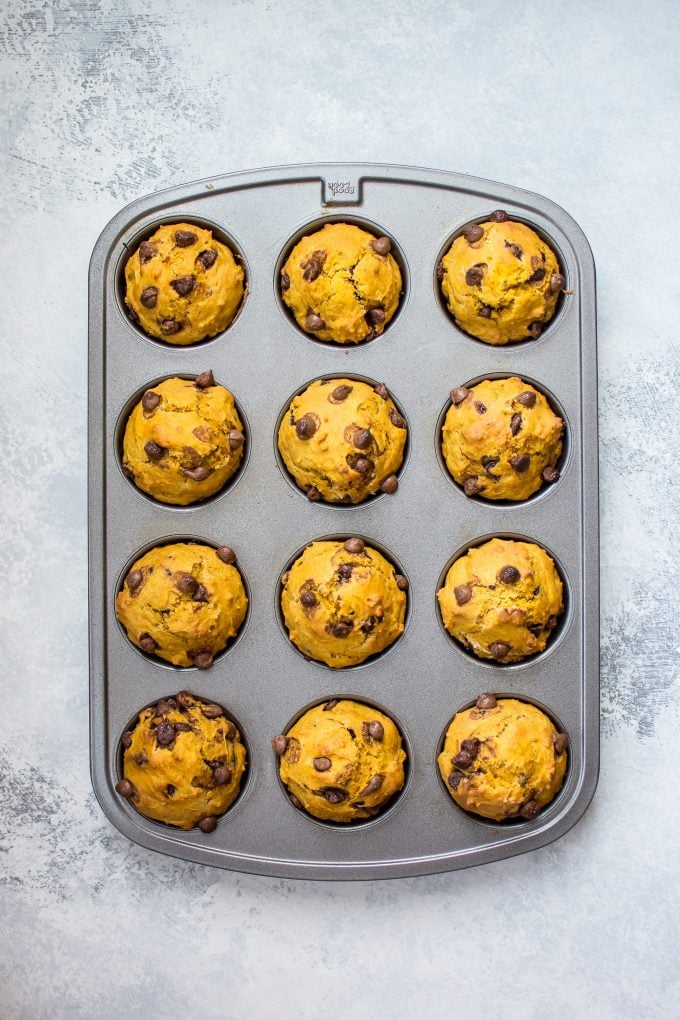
<box><xmin>1</xmin><ymin>1</ymin><xmax>679</xmax><ymax>1017</ymax></box>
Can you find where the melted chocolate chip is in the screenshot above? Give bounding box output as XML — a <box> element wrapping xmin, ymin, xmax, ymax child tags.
<box><xmin>175</xmin><ymin>229</ymin><xmax>197</xmax><ymax>247</ymax></box>
<box><xmin>463</xmin><ymin>477</ymin><xmax>482</xmax><ymax>497</ymax></box>
<box><xmin>330</xmin><ymin>384</ymin><xmax>352</xmax><ymax>402</ymax></box>
<box><xmin>516</xmin><ymin>390</ymin><xmax>536</xmax><ymax>408</ymax></box>
<box><xmin>509</xmin><ymin>453</ymin><xmax>530</xmax><ymax>472</ymax></box>
<box><xmin>156</xmin><ymin>721</ymin><xmax>175</xmax><ymax>746</ymax></box>
<box><xmin>127</xmin><ymin>569</ymin><xmax>143</xmax><ymax>593</ymax></box>
<box><xmin>505</xmin><ymin>241</ymin><xmax>523</xmax><ymax>260</ymax></box>
<box><xmin>461</xmin><ymin>738</ymin><xmax>481</xmax><ymax>758</ymax></box>
<box><xmin>197</xmin><ymin>249</ymin><xmax>217</xmax><ymax>269</ymax></box>
<box><xmin>450</xmin><ymin>386</ymin><xmax>469</xmax><ymax>405</ymax></box>
<box><xmin>528</xmin><ymin>267</ymin><xmax>546</xmax><ymax>284</ymax></box>
<box><xmin>394</xmin><ymin>574</ymin><xmax>409</xmax><ymax>591</ymax></box>
<box><xmin>331</xmin><ymin>621</ymin><xmax>352</xmax><ymax>638</ymax></box>
<box><xmin>182</xmin><ymin>465</ymin><xmax>212</xmax><ymax>481</ymax></box>
<box><xmin>144</xmin><ymin>440</ymin><xmax>165</xmax><ymax>461</ymax></box>
<box><xmin>373</xmin><ymin>383</ymin><xmax>389</xmax><ymax>400</ymax></box>
<box><xmin>160</xmin><ymin>319</ymin><xmax>182</xmax><ymax>335</ymax></box>
<box><xmin>138</xmin><ymin>241</ymin><xmax>157</xmax><ymax>263</ymax></box>
<box><xmin>511</xmin><ymin>412</ymin><xmax>523</xmax><ymax>436</ymax></box>
<box><xmin>192</xmin><ymin>583</ymin><xmax>209</xmax><ymax>603</ymax></box>
<box><xmin>366</xmin><ymin>306</ymin><xmax>386</xmax><ymax>326</ymax></box>
<box><xmin>305</xmin><ymin>312</ymin><xmax>325</xmax><ymax>331</ymax></box>
<box><xmin>364</xmin><ymin>720</ymin><xmax>384</xmax><ymax>742</ymax></box>
<box><xmin>300</xmin><ymin>590</ymin><xmax>318</xmax><ymax>608</ymax></box>
<box><xmin>520</xmin><ymin>799</ymin><xmax>540</xmax><ymax>820</ymax></box>
<box><xmin>134</xmin><ymin>752</ymin><xmax>147</xmax><ymax>766</ymax></box>
<box><xmin>550</xmin><ymin>273</ymin><xmax>565</xmax><ymax>293</ymax></box>
<box><xmin>302</xmin><ymin>254</ymin><xmax>324</xmax><ymax>282</ymax></box>
<box><xmin>120</xmin><ymin>731</ymin><xmax>133</xmax><ymax>749</ymax></box>
<box><xmin>141</xmin><ymin>391</ymin><xmax>161</xmax><ymax>412</ymax></box>
<box><xmin>478</xmin><ymin>305</ymin><xmax>492</xmax><ymax>318</ymax></box>
<box><xmin>280</xmin><ymin>271</ymin><xmax>290</xmax><ymax>291</ymax></box>
<box><xmin>389</xmin><ymin>410</ymin><xmax>406</xmax><ymax>429</ymax></box>
<box><xmin>337</xmin><ymin>563</ymin><xmax>353</xmax><ymax>582</ymax></box>
<box><xmin>360</xmin><ymin>774</ymin><xmax>384</xmax><ymax>796</ymax></box>
<box><xmin>454</xmin><ymin>584</ymin><xmax>472</xmax><ymax>606</ymax></box>
<box><xmin>140</xmin><ymin>286</ymin><xmax>158</xmax><ymax>308</ymax></box>
<box><xmin>474</xmin><ymin>401</ymin><xmax>487</xmax><ymax>414</ymax></box>
<box><xmin>528</xmin><ymin>321</ymin><xmax>543</xmax><ymax>339</ymax></box>
<box><xmin>498</xmin><ymin>565</ymin><xmax>521</xmax><ymax>584</ymax></box>
<box><xmin>321</xmin><ymin>787</ymin><xmax>347</xmax><ymax>804</ymax></box>
<box><xmin>175</xmin><ymin>573</ymin><xmax>199</xmax><ymax>596</ymax></box>
<box><xmin>193</xmin><ymin>652</ymin><xmax>214</xmax><ymax>670</ymax></box>
<box><xmin>213</xmin><ymin>766</ymin><xmax>232</xmax><ymax>786</ymax></box>
<box><xmin>452</xmin><ymin>749</ymin><xmax>473</xmax><ymax>768</ymax></box>
<box><xmin>448</xmin><ymin>772</ymin><xmax>463</xmax><ymax>790</ymax></box>
<box><xmin>170</xmin><ymin>275</ymin><xmax>195</xmax><ymax>296</ymax></box>
<box><xmin>323</xmin><ymin>699</ymin><xmax>338</xmax><ymax>711</ymax></box>
<box><xmin>138</xmin><ymin>633</ymin><xmax>158</xmax><ymax>654</ymax></box>
<box><xmin>463</xmin><ymin>223</ymin><xmax>484</xmax><ymax>243</ymax></box>
<box><xmin>272</xmin><ymin>735</ymin><xmax>289</xmax><ymax>755</ymax></box>
<box><xmin>465</xmin><ymin>264</ymin><xmax>485</xmax><ymax>286</ymax></box>
<box><xmin>306</xmin><ymin>485</ymin><xmax>322</xmax><ymax>502</ymax></box>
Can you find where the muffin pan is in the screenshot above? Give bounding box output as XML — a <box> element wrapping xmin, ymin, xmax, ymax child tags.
<box><xmin>89</xmin><ymin>163</ymin><xmax>598</xmax><ymax>879</ymax></box>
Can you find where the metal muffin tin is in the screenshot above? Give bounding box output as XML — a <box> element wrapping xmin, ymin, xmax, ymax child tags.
<box><xmin>89</xmin><ymin>163</ymin><xmax>598</xmax><ymax>879</ymax></box>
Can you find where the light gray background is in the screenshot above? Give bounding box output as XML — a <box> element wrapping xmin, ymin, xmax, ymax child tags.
<box><xmin>2</xmin><ymin>1</ymin><xmax>678</xmax><ymax>1017</ymax></box>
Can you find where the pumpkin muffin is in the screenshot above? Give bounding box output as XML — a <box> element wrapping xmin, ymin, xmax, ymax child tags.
<box><xmin>438</xmin><ymin>694</ymin><xmax>568</xmax><ymax>821</ymax></box>
<box><xmin>274</xmin><ymin>699</ymin><xmax>406</xmax><ymax>822</ymax></box>
<box><xmin>116</xmin><ymin>542</ymin><xmax>248</xmax><ymax>669</ymax></box>
<box><xmin>439</xmin><ymin>211</ymin><xmax>565</xmax><ymax>344</ymax></box>
<box><xmin>437</xmin><ymin>537</ymin><xmax>564</xmax><ymax>663</ymax></box>
<box><xmin>122</xmin><ymin>372</ymin><xmax>245</xmax><ymax>505</ymax></box>
<box><xmin>116</xmin><ymin>691</ymin><xmax>247</xmax><ymax>831</ymax></box>
<box><xmin>280</xmin><ymin>538</ymin><xmax>407</xmax><ymax>668</ymax></box>
<box><xmin>124</xmin><ymin>222</ymin><xmax>245</xmax><ymax>344</ymax></box>
<box><xmin>280</xmin><ymin>222</ymin><xmax>402</xmax><ymax>344</ymax></box>
<box><xmin>278</xmin><ymin>378</ymin><xmax>406</xmax><ymax>503</ymax></box>
<box><xmin>441</xmin><ymin>377</ymin><xmax>563</xmax><ymax>501</ymax></box>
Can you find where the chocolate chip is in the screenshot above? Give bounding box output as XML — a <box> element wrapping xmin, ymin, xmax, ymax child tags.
<box><xmin>156</xmin><ymin>721</ymin><xmax>175</xmax><ymax>746</ymax></box>
<box><xmin>344</xmin><ymin>537</ymin><xmax>365</xmax><ymax>554</ymax></box>
<box><xmin>463</xmin><ymin>477</ymin><xmax>482</xmax><ymax>497</ymax></box>
<box><xmin>547</xmin><ymin>614</ymin><xmax>558</xmax><ymax>629</ymax></box>
<box><xmin>476</xmin><ymin>692</ymin><xmax>497</xmax><ymax>710</ymax></box>
<box><xmin>452</xmin><ymin>749</ymin><xmax>473</xmax><ymax>768</ymax></box>
<box><xmin>516</xmin><ymin>391</ymin><xmax>537</xmax><ymax>408</ymax></box>
<box><xmin>489</xmin><ymin>209</ymin><xmax>508</xmax><ymax>222</ymax></box>
<box><xmin>528</xmin><ymin>268</ymin><xmax>546</xmax><ymax>284</ymax></box>
<box><xmin>289</xmin><ymin>795</ymin><xmax>303</xmax><ymax>809</ymax></box>
<box><xmin>321</xmin><ymin>787</ymin><xmax>347</xmax><ymax>803</ymax></box>
<box><xmin>510</xmin><ymin>412</ymin><xmax>524</xmax><ymax>437</ymax></box>
<box><xmin>509</xmin><ymin>454</ymin><xmax>530</xmax><ymax>472</ymax></box>
<box><xmin>389</xmin><ymin>410</ymin><xmax>406</xmax><ymax>429</ymax></box>
<box><xmin>463</xmin><ymin>223</ymin><xmax>484</xmax><ymax>243</ymax></box>
<box><xmin>478</xmin><ymin>305</ymin><xmax>492</xmax><ymax>318</ymax></box>
<box><xmin>305</xmin><ymin>313</ymin><xmax>325</xmax><ymax>331</ymax></box>
<box><xmin>323</xmin><ymin>700</ymin><xmax>338</xmax><ymax>711</ymax></box>
<box><xmin>141</xmin><ymin>391</ymin><xmax>161</xmax><ymax>413</ymax></box>
<box><xmin>436</xmin><ymin>260</ymin><xmax>445</xmax><ymax>280</ymax></box>
<box><xmin>474</xmin><ymin>401</ymin><xmax>487</xmax><ymax>414</ymax></box>
<box><xmin>481</xmin><ymin>456</ymin><xmax>499</xmax><ymax>476</ymax></box>
<box><xmin>134</xmin><ymin>752</ymin><xmax>147</xmax><ymax>766</ymax></box>
<box><xmin>176</xmin><ymin>573</ymin><xmax>199</xmax><ymax>596</ymax></box>
<box><xmin>364</xmin><ymin>721</ymin><xmax>384</xmax><ymax>742</ymax></box>
<box><xmin>115</xmin><ymin>779</ymin><xmax>134</xmax><ymax>798</ymax></box>
<box><xmin>306</xmin><ymin>486</ymin><xmax>322</xmax><ymax>502</ymax></box>
<box><xmin>175</xmin><ymin>229</ymin><xmax>197</xmax><ymax>247</ymax></box>
<box><xmin>216</xmin><ymin>546</ymin><xmax>236</xmax><ymax>564</ymax></box>
<box><xmin>454</xmin><ymin>584</ymin><xmax>472</xmax><ymax>606</ymax></box>
<box><xmin>120</xmin><ymin>731</ymin><xmax>133</xmax><ymax>750</ymax></box>
<box><xmin>498</xmin><ymin>565</ymin><xmax>521</xmax><ymax>584</ymax></box>
<box><xmin>281</xmin><ymin>271</ymin><xmax>290</xmax><ymax>291</ymax></box>
<box><xmin>122</xmin><ymin>465</ymin><xmax>135</xmax><ymax>481</ymax></box>
<box><xmin>174</xmin><ymin>722</ymin><xmax>192</xmax><ymax>733</ymax></box>
<box><xmin>366</xmin><ymin>306</ymin><xmax>386</xmax><ymax>325</ymax></box>
<box><xmin>380</xmin><ymin>474</ymin><xmax>398</xmax><ymax>494</ymax></box>
<box><xmin>394</xmin><ymin>574</ymin><xmax>409</xmax><ymax>591</ymax></box>
<box><xmin>505</xmin><ymin>241</ymin><xmax>523</xmax><ymax>260</ymax></box>
<box><xmin>193</xmin><ymin>652</ymin><xmax>214</xmax><ymax>670</ymax></box>
<box><xmin>360</xmin><ymin>774</ymin><xmax>384</xmax><ymax>796</ymax></box>
<box><xmin>213</xmin><ymin>766</ymin><xmax>232</xmax><ymax>785</ymax></box>
<box><xmin>448</xmin><ymin>772</ymin><xmax>463</xmax><ymax>790</ymax></box>
<box><xmin>361</xmin><ymin>616</ymin><xmax>377</xmax><ymax>634</ymax></box>
<box><xmin>330</xmin><ymin>384</ymin><xmax>352</xmax><ymax>402</ymax></box>
<box><xmin>198</xmin><ymin>815</ymin><xmax>218</xmax><ymax>833</ymax></box>
<box><xmin>176</xmin><ymin>691</ymin><xmax>193</xmax><ymax>708</ymax></box>
<box><xmin>229</xmin><ymin>428</ymin><xmax>245</xmax><ymax>450</ymax></box>
<box><xmin>272</xmin><ymin>736</ymin><xmax>289</xmax><ymax>755</ymax></box>
<box><xmin>281</xmin><ymin>571</ymin><xmax>290</xmax><ymax>586</ymax></box>
<box><xmin>197</xmin><ymin>249</ymin><xmax>217</xmax><ymax>269</ymax></box>
<box><xmin>138</xmin><ymin>241</ymin><xmax>157</xmax><ymax>263</ymax></box>
<box><xmin>140</xmin><ymin>286</ymin><xmax>158</xmax><ymax>308</ymax></box>
<box><xmin>195</xmin><ymin>370</ymin><xmax>215</xmax><ymax>389</ymax></box>
<box><xmin>461</xmin><ymin>738</ymin><xmax>481</xmax><ymax>758</ymax></box>
<box><xmin>127</xmin><ymin>569</ymin><xmax>143</xmax><ymax>593</ymax></box>
<box><xmin>373</xmin><ymin>382</ymin><xmax>389</xmax><ymax>400</ymax></box>
<box><xmin>465</xmin><ymin>265</ymin><xmax>485</xmax><ymax>286</ymax></box>
<box><xmin>193</xmin><ymin>583</ymin><xmax>209</xmax><ymax>603</ymax></box>
<box><xmin>295</xmin><ymin>414</ymin><xmax>317</xmax><ymax>440</ymax></box>
<box><xmin>170</xmin><ymin>275</ymin><xmax>195</xmax><ymax>296</ymax></box>
<box><xmin>313</xmin><ymin>757</ymin><xmax>332</xmax><ymax>772</ymax></box>
<box><xmin>371</xmin><ymin>236</ymin><xmax>391</xmax><ymax>255</ymax></box>
<box><xmin>542</xmin><ymin>465</ymin><xmax>560</xmax><ymax>483</ymax></box>
<box><xmin>160</xmin><ymin>319</ymin><xmax>182</xmax><ymax>335</ymax></box>
<box><xmin>489</xmin><ymin>641</ymin><xmax>510</xmax><ymax>660</ymax></box>
<box><xmin>300</xmin><ymin>590</ymin><xmax>318</xmax><ymax>608</ymax></box>
<box><xmin>553</xmin><ymin>732</ymin><xmax>569</xmax><ymax>754</ymax></box>
<box><xmin>354</xmin><ymin>457</ymin><xmax>374</xmax><ymax>476</ymax></box>
<box><xmin>154</xmin><ymin>700</ymin><xmax>174</xmax><ymax>717</ymax></box>
<box><xmin>353</xmin><ymin>428</ymin><xmax>372</xmax><ymax>450</ymax></box>
<box><xmin>337</xmin><ymin>564</ymin><xmax>353</xmax><ymax>582</ymax></box>
<box><xmin>302</xmin><ymin>256</ymin><xmax>323</xmax><ymax>282</ymax></box>
<box><xmin>528</xmin><ymin>321</ymin><xmax>543</xmax><ymax>339</ymax></box>
<box><xmin>331</xmin><ymin>621</ymin><xmax>352</xmax><ymax>638</ymax></box>
<box><xmin>139</xmin><ymin>633</ymin><xmax>158</xmax><ymax>654</ymax></box>
<box><xmin>451</xmin><ymin>386</ymin><xmax>469</xmax><ymax>405</ymax></box>
<box><xmin>127</xmin><ymin>306</ymin><xmax>140</xmax><ymax>324</ymax></box>
<box><xmin>550</xmin><ymin>273</ymin><xmax>565</xmax><ymax>293</ymax></box>
<box><xmin>520</xmin><ymin>799</ymin><xmax>540</xmax><ymax>820</ymax></box>
<box><xmin>162</xmin><ymin>784</ymin><xmax>175</xmax><ymax>798</ymax></box>
<box><xmin>144</xmin><ymin>440</ymin><xmax>165</xmax><ymax>461</ymax></box>
<box><xmin>182</xmin><ymin>465</ymin><xmax>212</xmax><ymax>481</ymax></box>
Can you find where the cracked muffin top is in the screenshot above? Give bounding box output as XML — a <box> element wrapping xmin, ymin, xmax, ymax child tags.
<box><xmin>277</xmin><ymin>377</ymin><xmax>407</xmax><ymax>504</ymax></box>
<box><xmin>280</xmin><ymin>538</ymin><xmax>408</xmax><ymax>668</ymax></box>
<box><xmin>441</xmin><ymin>377</ymin><xmax>564</xmax><ymax>501</ymax></box>
<box><xmin>280</xmin><ymin>222</ymin><xmax>402</xmax><ymax>344</ymax></box>
<box><xmin>122</xmin><ymin>372</ymin><xmax>245</xmax><ymax>505</ymax></box>
<box><xmin>116</xmin><ymin>690</ymin><xmax>247</xmax><ymax>831</ymax></box>
<box><xmin>273</xmin><ymin>699</ymin><xmax>406</xmax><ymax>822</ymax></box>
<box><xmin>115</xmin><ymin>542</ymin><xmax>248</xmax><ymax>669</ymax></box>
<box><xmin>437</xmin><ymin>694</ymin><xmax>568</xmax><ymax>821</ymax></box>
<box><xmin>124</xmin><ymin>222</ymin><xmax>245</xmax><ymax>345</ymax></box>
<box><xmin>437</xmin><ymin>537</ymin><xmax>564</xmax><ymax>663</ymax></box>
<box><xmin>439</xmin><ymin>211</ymin><xmax>565</xmax><ymax>344</ymax></box>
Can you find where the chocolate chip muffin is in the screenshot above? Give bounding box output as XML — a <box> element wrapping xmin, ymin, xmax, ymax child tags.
<box><xmin>274</xmin><ymin>699</ymin><xmax>406</xmax><ymax>822</ymax></box>
<box><xmin>278</xmin><ymin>378</ymin><xmax>406</xmax><ymax>503</ymax></box>
<box><xmin>439</xmin><ymin>211</ymin><xmax>565</xmax><ymax>344</ymax></box>
<box><xmin>280</xmin><ymin>222</ymin><xmax>402</xmax><ymax>344</ymax></box>
<box><xmin>116</xmin><ymin>691</ymin><xmax>247</xmax><ymax>830</ymax></box>
<box><xmin>124</xmin><ymin>223</ymin><xmax>245</xmax><ymax>344</ymax></box>
<box><xmin>437</xmin><ymin>537</ymin><xmax>563</xmax><ymax>663</ymax></box>
<box><xmin>116</xmin><ymin>542</ymin><xmax>248</xmax><ymax>668</ymax></box>
<box><xmin>442</xmin><ymin>377</ymin><xmax>564</xmax><ymax>501</ymax></box>
<box><xmin>280</xmin><ymin>538</ymin><xmax>407</xmax><ymax>668</ymax></box>
<box><xmin>438</xmin><ymin>694</ymin><xmax>568</xmax><ymax>821</ymax></box>
<box><xmin>122</xmin><ymin>372</ymin><xmax>245</xmax><ymax>505</ymax></box>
